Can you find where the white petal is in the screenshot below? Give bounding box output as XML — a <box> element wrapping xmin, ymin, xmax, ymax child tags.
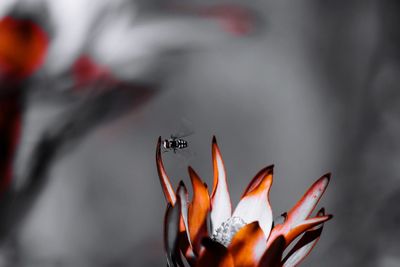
<box><xmin>232</xmin><ymin>166</ymin><xmax>273</xmax><ymax>238</ymax></box>
<box><xmin>210</xmin><ymin>137</ymin><xmax>232</xmax><ymax>233</ymax></box>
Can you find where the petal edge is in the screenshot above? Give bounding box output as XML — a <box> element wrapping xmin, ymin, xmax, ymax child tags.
<box><xmin>156</xmin><ymin>137</ymin><xmax>177</xmax><ymax>205</ymax></box>
<box><xmin>210</xmin><ymin>136</ymin><xmax>232</xmax><ymax>233</ymax></box>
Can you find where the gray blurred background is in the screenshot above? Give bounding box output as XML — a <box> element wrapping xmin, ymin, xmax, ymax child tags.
<box><xmin>1</xmin><ymin>0</ymin><xmax>399</xmax><ymax>266</ymax></box>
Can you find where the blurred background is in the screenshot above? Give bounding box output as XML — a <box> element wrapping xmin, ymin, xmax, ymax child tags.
<box><xmin>0</xmin><ymin>0</ymin><xmax>399</xmax><ymax>266</ymax></box>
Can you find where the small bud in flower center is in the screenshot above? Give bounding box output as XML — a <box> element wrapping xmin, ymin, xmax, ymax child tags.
<box><xmin>211</xmin><ymin>216</ymin><xmax>246</xmax><ymax>247</ymax></box>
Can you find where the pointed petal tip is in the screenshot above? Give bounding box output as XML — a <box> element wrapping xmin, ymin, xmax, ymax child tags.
<box><xmin>264</xmin><ymin>164</ymin><xmax>274</xmax><ymax>174</ymax></box>
<box><xmin>188</xmin><ymin>166</ymin><xmax>196</xmax><ymax>176</ymax></box>
<box><xmin>258</xmin><ymin>164</ymin><xmax>274</xmax><ymax>175</ymax></box>
<box><xmin>311</xmin><ymin>214</ymin><xmax>333</xmax><ymax>224</ymax></box>
<box><xmin>203</xmin><ymin>182</ymin><xmax>209</xmax><ymax>189</ymax></box>
<box><xmin>322</xmin><ymin>173</ymin><xmax>331</xmax><ymax>182</ymax></box>
<box><xmin>157</xmin><ymin>136</ymin><xmax>163</xmax><ymax>150</ymax></box>
<box><xmin>178</xmin><ymin>180</ymin><xmax>187</xmax><ymax>190</ymax></box>
<box><xmin>319</xmin><ymin>174</ymin><xmax>331</xmax><ymax>190</ymax></box>
<box><xmin>156</xmin><ymin>137</ymin><xmax>164</xmax><ymax>162</ymax></box>
<box><xmin>241</xmin><ymin>164</ymin><xmax>274</xmax><ymax>197</ymax></box>
<box><xmin>312</xmin><ymin>173</ymin><xmax>331</xmax><ymax>189</ymax></box>
<box><xmin>156</xmin><ymin>137</ymin><xmax>176</xmax><ymax>205</ymax></box>
<box><xmin>317</xmin><ymin>207</ymin><xmax>325</xmax><ymax>216</ymax></box>
<box><xmin>212</xmin><ymin>136</ymin><xmax>221</xmax><ymax>152</ymax></box>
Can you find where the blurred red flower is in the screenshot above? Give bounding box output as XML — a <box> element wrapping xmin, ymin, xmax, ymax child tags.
<box><xmin>0</xmin><ymin>16</ymin><xmax>48</xmax><ymax>80</ymax></box>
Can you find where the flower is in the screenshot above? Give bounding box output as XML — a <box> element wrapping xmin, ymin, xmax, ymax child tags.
<box><xmin>156</xmin><ymin>136</ymin><xmax>332</xmax><ymax>267</ymax></box>
<box><xmin>0</xmin><ymin>16</ymin><xmax>48</xmax><ymax>80</ymax></box>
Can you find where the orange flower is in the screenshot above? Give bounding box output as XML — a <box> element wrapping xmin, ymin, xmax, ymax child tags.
<box><xmin>156</xmin><ymin>137</ymin><xmax>332</xmax><ymax>267</ymax></box>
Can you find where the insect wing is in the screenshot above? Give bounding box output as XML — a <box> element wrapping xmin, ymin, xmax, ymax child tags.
<box><xmin>171</xmin><ymin>118</ymin><xmax>194</xmax><ymax>139</ymax></box>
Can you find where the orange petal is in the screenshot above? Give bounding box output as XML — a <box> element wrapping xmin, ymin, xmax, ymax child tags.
<box><xmin>228</xmin><ymin>222</ymin><xmax>267</xmax><ymax>267</ymax></box>
<box><xmin>258</xmin><ymin>235</ymin><xmax>285</xmax><ymax>267</ymax></box>
<box><xmin>188</xmin><ymin>167</ymin><xmax>210</xmax><ymax>255</ymax></box>
<box><xmin>196</xmin><ymin>238</ymin><xmax>234</xmax><ymax>267</ymax></box>
<box><xmin>156</xmin><ymin>137</ymin><xmax>177</xmax><ymax>205</ymax></box>
<box><xmin>210</xmin><ymin>136</ymin><xmax>232</xmax><ymax>233</ymax></box>
<box><xmin>242</xmin><ymin>164</ymin><xmax>274</xmax><ymax>197</ymax></box>
<box><xmin>283</xmin><ymin>208</ymin><xmax>325</xmax><ymax>267</ymax></box>
<box><xmin>232</xmin><ymin>166</ymin><xmax>274</xmax><ymax>238</ymax></box>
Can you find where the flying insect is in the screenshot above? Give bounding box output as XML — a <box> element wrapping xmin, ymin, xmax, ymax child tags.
<box><xmin>162</xmin><ymin>135</ymin><xmax>188</xmax><ymax>153</ymax></box>
<box><xmin>161</xmin><ymin>118</ymin><xmax>194</xmax><ymax>154</ymax></box>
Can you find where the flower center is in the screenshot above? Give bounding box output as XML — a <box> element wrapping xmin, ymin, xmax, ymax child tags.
<box><xmin>211</xmin><ymin>216</ymin><xmax>246</xmax><ymax>247</ymax></box>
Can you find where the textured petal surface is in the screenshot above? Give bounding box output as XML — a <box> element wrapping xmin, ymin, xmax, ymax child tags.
<box><xmin>228</xmin><ymin>222</ymin><xmax>267</xmax><ymax>267</ymax></box>
<box><xmin>210</xmin><ymin>136</ymin><xmax>232</xmax><ymax>233</ymax></box>
<box><xmin>196</xmin><ymin>238</ymin><xmax>234</xmax><ymax>267</ymax></box>
<box><xmin>258</xmin><ymin>235</ymin><xmax>285</xmax><ymax>267</ymax></box>
<box><xmin>156</xmin><ymin>137</ymin><xmax>177</xmax><ymax>205</ymax></box>
<box><xmin>283</xmin><ymin>209</ymin><xmax>326</xmax><ymax>267</ymax></box>
<box><xmin>232</xmin><ymin>166</ymin><xmax>274</xmax><ymax>238</ymax></box>
<box><xmin>188</xmin><ymin>167</ymin><xmax>210</xmax><ymax>254</ymax></box>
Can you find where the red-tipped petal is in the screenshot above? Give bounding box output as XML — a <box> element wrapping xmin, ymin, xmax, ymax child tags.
<box><xmin>232</xmin><ymin>166</ymin><xmax>274</xmax><ymax>238</ymax></box>
<box><xmin>188</xmin><ymin>167</ymin><xmax>210</xmax><ymax>254</ymax></box>
<box><xmin>258</xmin><ymin>235</ymin><xmax>285</xmax><ymax>267</ymax></box>
<box><xmin>286</xmin><ymin>174</ymin><xmax>330</xmax><ymax>226</ymax></box>
<box><xmin>242</xmin><ymin>164</ymin><xmax>274</xmax><ymax>197</ymax></box>
<box><xmin>228</xmin><ymin>222</ymin><xmax>267</xmax><ymax>267</ymax></box>
<box><xmin>196</xmin><ymin>238</ymin><xmax>235</xmax><ymax>267</ymax></box>
<box><xmin>283</xmin><ymin>209</ymin><xmax>326</xmax><ymax>267</ymax></box>
<box><xmin>156</xmin><ymin>137</ymin><xmax>177</xmax><ymax>205</ymax></box>
<box><xmin>210</xmin><ymin>136</ymin><xmax>232</xmax><ymax>233</ymax></box>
